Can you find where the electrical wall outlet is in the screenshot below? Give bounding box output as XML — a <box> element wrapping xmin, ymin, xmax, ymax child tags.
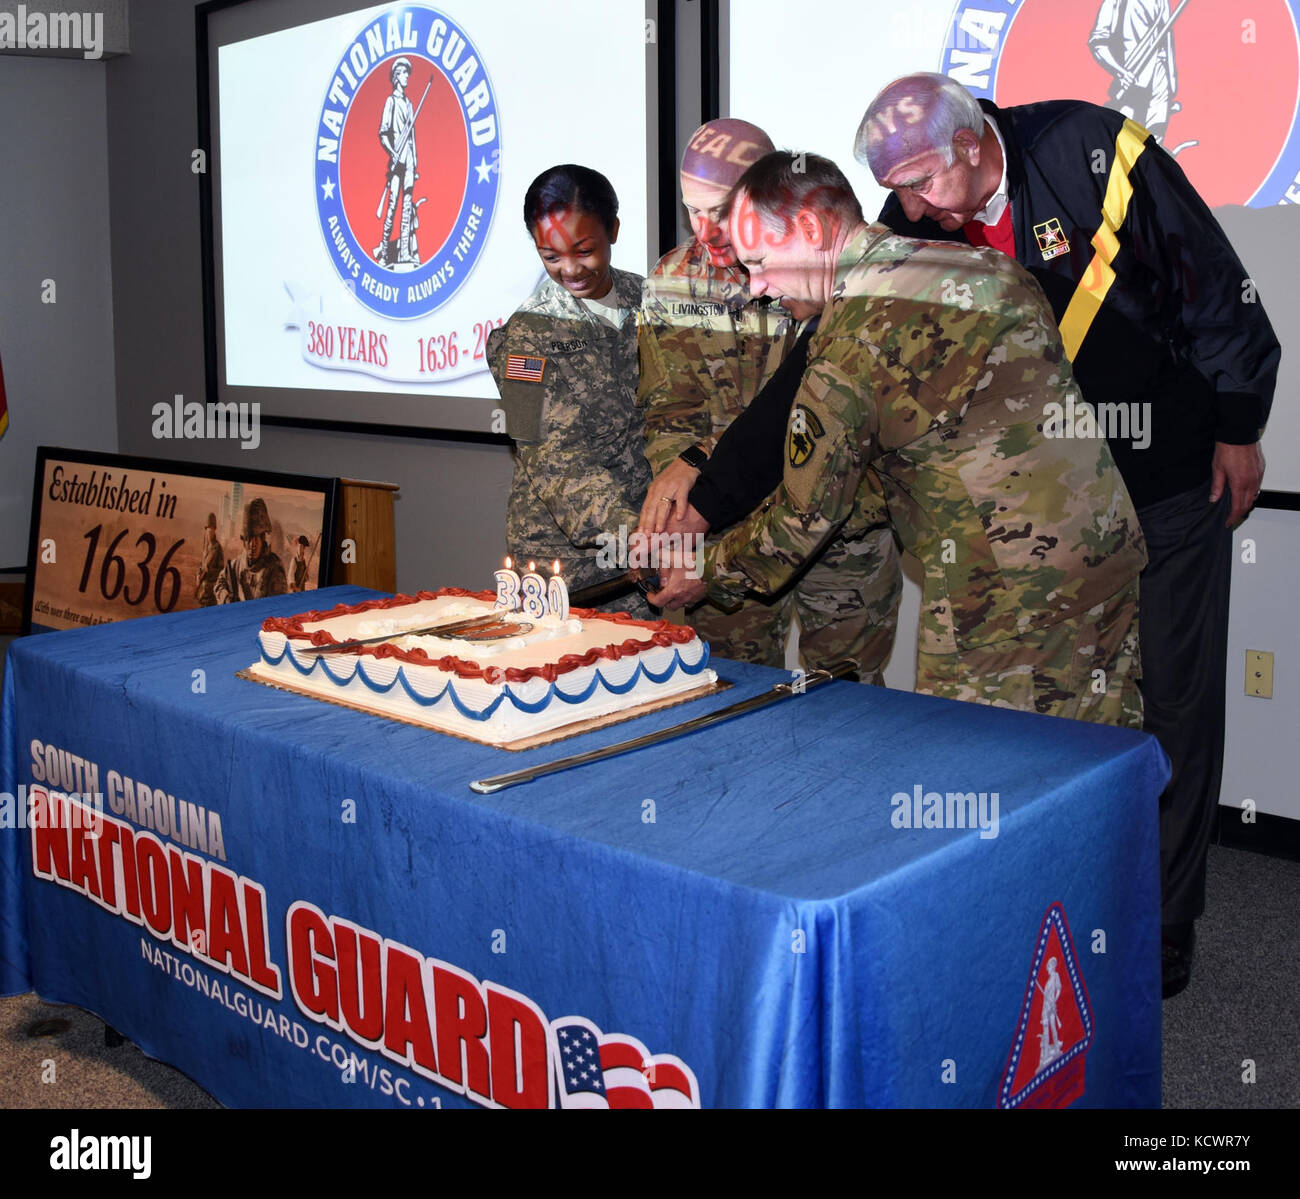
<box><xmin>1245</xmin><ymin>650</ymin><xmax>1274</xmax><ymax>698</ymax></box>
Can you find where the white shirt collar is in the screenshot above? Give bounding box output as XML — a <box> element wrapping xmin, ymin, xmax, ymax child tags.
<box><xmin>972</xmin><ymin>115</ymin><xmax>1010</xmax><ymax>226</ymax></box>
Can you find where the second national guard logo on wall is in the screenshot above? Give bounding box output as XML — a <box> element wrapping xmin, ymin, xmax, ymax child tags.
<box><xmin>940</xmin><ymin>0</ymin><xmax>1300</xmax><ymax>208</ymax></box>
<box><xmin>998</xmin><ymin>902</ymin><xmax>1094</xmax><ymax>1109</ymax></box>
<box><xmin>314</xmin><ymin>5</ymin><xmax>500</xmax><ymax>319</ymax></box>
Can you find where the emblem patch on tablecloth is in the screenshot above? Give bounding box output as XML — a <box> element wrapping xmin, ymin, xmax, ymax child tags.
<box><xmin>998</xmin><ymin>902</ymin><xmax>1094</xmax><ymax>1109</ymax></box>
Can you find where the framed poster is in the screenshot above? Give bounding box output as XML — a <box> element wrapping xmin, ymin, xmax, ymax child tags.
<box><xmin>23</xmin><ymin>448</ymin><xmax>338</xmax><ymax>635</ymax></box>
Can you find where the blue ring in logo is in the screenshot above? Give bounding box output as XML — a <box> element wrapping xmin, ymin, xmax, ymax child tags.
<box><xmin>314</xmin><ymin>4</ymin><xmax>500</xmax><ymax>319</ymax></box>
<box><xmin>938</xmin><ymin>0</ymin><xmax>1017</xmax><ymax>102</ymax></box>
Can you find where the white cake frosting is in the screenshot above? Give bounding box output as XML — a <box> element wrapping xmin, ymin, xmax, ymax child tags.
<box><xmin>246</xmin><ymin>589</ymin><xmax>716</xmax><ymax>745</ymax></box>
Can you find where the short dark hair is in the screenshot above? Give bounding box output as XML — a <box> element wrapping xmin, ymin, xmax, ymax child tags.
<box><xmin>728</xmin><ymin>151</ymin><xmax>863</xmax><ymax>241</ymax></box>
<box><xmin>523</xmin><ymin>164</ymin><xmax>619</xmax><ymax>237</ymax></box>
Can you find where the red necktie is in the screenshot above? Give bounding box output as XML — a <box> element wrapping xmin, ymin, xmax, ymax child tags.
<box><xmin>964</xmin><ymin>203</ymin><xmax>1014</xmax><ymax>256</ymax></box>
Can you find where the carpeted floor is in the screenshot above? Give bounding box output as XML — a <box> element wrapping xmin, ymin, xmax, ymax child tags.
<box><xmin>0</xmin><ymin>994</ymin><xmax>220</xmax><ymax>1109</ymax></box>
<box><xmin>1</xmin><ymin>842</ymin><xmax>1294</xmax><ymax>1109</ymax></box>
<box><xmin>1160</xmin><ymin>843</ymin><xmax>1300</xmax><ymax>1108</ymax></box>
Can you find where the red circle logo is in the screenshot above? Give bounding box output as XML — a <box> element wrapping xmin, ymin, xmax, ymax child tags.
<box><xmin>944</xmin><ymin>0</ymin><xmax>1300</xmax><ymax>206</ymax></box>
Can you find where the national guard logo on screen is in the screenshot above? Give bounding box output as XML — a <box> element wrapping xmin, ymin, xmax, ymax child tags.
<box><xmin>998</xmin><ymin>902</ymin><xmax>1094</xmax><ymax>1109</ymax></box>
<box><xmin>940</xmin><ymin>0</ymin><xmax>1300</xmax><ymax>207</ymax></box>
<box><xmin>314</xmin><ymin>5</ymin><xmax>501</xmax><ymax>319</ymax></box>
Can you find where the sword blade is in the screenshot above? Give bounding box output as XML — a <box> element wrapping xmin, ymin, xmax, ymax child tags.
<box><xmin>302</xmin><ymin>612</ymin><xmax>510</xmax><ymax>655</ymax></box>
<box><xmin>469</xmin><ymin>665</ymin><xmax>851</xmax><ymax>794</ymax></box>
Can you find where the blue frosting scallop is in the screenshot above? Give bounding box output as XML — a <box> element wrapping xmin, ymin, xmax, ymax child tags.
<box><xmin>261</xmin><ymin>638</ymin><xmax>711</xmax><ymax>723</ymax></box>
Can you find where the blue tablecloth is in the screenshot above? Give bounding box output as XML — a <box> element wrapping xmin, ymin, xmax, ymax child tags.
<box><xmin>0</xmin><ymin>588</ymin><xmax>1168</xmax><ymax>1108</ymax></box>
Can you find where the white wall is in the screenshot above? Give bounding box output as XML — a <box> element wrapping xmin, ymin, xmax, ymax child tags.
<box><xmin>1223</xmin><ymin>510</ymin><xmax>1300</xmax><ymax>820</ymax></box>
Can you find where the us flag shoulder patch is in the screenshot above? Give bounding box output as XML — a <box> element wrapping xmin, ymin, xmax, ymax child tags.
<box><xmin>506</xmin><ymin>354</ymin><xmax>546</xmax><ymax>382</ymax></box>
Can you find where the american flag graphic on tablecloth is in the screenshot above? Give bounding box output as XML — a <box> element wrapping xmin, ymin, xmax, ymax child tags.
<box><xmin>505</xmin><ymin>354</ymin><xmax>546</xmax><ymax>382</ymax></box>
<box><xmin>551</xmin><ymin>1017</ymin><xmax>700</xmax><ymax>1109</ymax></box>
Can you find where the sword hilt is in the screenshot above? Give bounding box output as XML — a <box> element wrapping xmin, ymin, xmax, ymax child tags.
<box><xmin>567</xmin><ymin>572</ymin><xmax>661</xmax><ymax>609</ymax></box>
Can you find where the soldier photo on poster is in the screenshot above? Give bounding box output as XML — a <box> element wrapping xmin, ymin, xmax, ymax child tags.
<box><xmin>214</xmin><ymin>497</ymin><xmax>289</xmax><ymax>604</ymax></box>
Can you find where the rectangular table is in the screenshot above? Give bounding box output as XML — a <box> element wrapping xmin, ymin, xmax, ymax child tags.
<box><xmin>1</xmin><ymin>587</ymin><xmax>1168</xmax><ymax>1108</ymax></box>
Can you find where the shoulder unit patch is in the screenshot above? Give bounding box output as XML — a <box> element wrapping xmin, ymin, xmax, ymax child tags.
<box><xmin>788</xmin><ymin>405</ymin><xmax>825</xmax><ymax>468</ymax></box>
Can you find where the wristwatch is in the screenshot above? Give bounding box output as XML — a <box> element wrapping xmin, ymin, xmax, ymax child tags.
<box><xmin>678</xmin><ymin>445</ymin><xmax>708</xmax><ymax>471</ymax></box>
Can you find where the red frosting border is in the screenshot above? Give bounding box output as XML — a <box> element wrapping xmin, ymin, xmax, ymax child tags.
<box><xmin>260</xmin><ymin>587</ymin><xmax>699</xmax><ymax>685</ymax></box>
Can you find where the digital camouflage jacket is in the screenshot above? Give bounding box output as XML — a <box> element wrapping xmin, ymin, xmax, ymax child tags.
<box><xmin>487</xmin><ymin>268</ymin><xmax>651</xmax><ymax>590</ymax></box>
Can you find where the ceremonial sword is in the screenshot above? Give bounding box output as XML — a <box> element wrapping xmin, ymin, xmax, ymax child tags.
<box><xmin>468</xmin><ymin>663</ymin><xmax>855</xmax><ymax>794</ymax></box>
<box><xmin>565</xmin><ymin>572</ymin><xmax>659</xmax><ymax>608</ymax></box>
<box><xmin>301</xmin><ymin>612</ymin><xmax>530</xmax><ymax>655</ymax></box>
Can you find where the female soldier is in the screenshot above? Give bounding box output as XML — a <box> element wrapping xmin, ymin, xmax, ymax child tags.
<box><xmin>486</xmin><ymin>164</ymin><xmax>652</xmax><ymax>616</ymax></box>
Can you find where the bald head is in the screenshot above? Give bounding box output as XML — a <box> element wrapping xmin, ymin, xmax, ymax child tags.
<box><xmin>854</xmin><ymin>72</ymin><xmax>985</xmax><ymax>180</ymax></box>
<box><xmin>680</xmin><ymin>118</ymin><xmax>774</xmax><ymax>267</ymax></box>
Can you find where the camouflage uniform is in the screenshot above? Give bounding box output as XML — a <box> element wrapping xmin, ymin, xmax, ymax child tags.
<box><xmin>640</xmin><ymin>240</ymin><xmax>901</xmax><ymax>680</ymax></box>
<box><xmin>487</xmin><ymin>268</ymin><xmax>653</xmax><ymax>618</ymax></box>
<box><xmin>704</xmin><ymin>225</ymin><xmax>1147</xmax><ymax>726</ymax></box>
